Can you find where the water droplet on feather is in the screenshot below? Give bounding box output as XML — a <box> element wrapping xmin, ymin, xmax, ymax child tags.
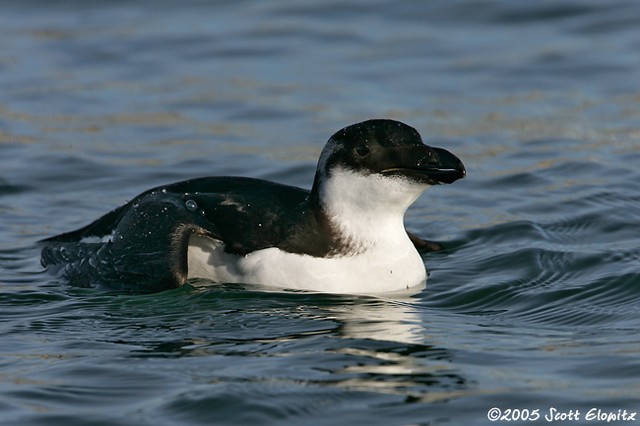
<box><xmin>185</xmin><ymin>199</ymin><xmax>198</xmax><ymax>211</ymax></box>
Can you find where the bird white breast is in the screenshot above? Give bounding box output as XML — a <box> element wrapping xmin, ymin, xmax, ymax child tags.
<box><xmin>186</xmin><ymin>234</ymin><xmax>426</xmax><ymax>294</ymax></box>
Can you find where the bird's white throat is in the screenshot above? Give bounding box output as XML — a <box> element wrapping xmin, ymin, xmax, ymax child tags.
<box><xmin>318</xmin><ymin>167</ymin><xmax>430</xmax><ymax>248</ymax></box>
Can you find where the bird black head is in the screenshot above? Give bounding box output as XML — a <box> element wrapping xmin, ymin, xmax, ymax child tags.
<box><xmin>315</xmin><ymin>119</ymin><xmax>466</xmax><ymax>186</ymax></box>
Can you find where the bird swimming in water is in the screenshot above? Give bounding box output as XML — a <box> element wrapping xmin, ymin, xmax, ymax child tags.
<box><xmin>41</xmin><ymin>119</ymin><xmax>465</xmax><ymax>294</ymax></box>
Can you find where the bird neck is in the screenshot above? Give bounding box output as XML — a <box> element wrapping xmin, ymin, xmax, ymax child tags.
<box><xmin>311</xmin><ymin>167</ymin><xmax>427</xmax><ymax>250</ymax></box>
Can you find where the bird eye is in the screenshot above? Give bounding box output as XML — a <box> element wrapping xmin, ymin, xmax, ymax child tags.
<box><xmin>354</xmin><ymin>144</ymin><xmax>370</xmax><ymax>157</ymax></box>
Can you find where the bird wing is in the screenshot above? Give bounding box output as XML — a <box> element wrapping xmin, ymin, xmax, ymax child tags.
<box><xmin>41</xmin><ymin>177</ymin><xmax>310</xmax><ymax>291</ymax></box>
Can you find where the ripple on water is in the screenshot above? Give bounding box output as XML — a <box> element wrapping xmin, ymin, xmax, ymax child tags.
<box><xmin>0</xmin><ymin>284</ymin><xmax>469</xmax><ymax>425</ymax></box>
<box><xmin>426</xmin><ymin>205</ymin><xmax>640</xmax><ymax>329</ymax></box>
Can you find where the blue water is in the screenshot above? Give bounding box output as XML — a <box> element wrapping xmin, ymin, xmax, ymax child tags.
<box><xmin>2</xmin><ymin>1</ymin><xmax>640</xmax><ymax>425</ymax></box>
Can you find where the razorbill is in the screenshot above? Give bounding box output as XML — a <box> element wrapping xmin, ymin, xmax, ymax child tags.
<box><xmin>41</xmin><ymin>119</ymin><xmax>465</xmax><ymax>293</ymax></box>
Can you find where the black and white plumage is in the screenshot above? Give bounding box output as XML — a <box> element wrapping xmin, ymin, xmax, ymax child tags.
<box><xmin>41</xmin><ymin>119</ymin><xmax>465</xmax><ymax>293</ymax></box>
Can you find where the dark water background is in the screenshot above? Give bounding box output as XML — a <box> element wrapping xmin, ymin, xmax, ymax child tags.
<box><xmin>2</xmin><ymin>1</ymin><xmax>640</xmax><ymax>425</ymax></box>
